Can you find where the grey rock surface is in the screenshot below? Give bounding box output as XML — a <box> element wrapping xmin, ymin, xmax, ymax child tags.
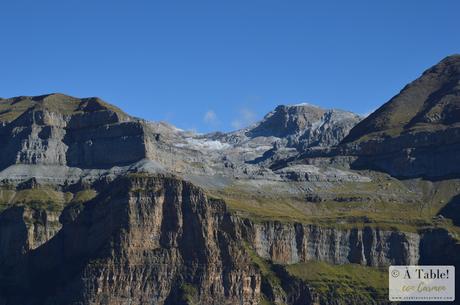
<box><xmin>1</xmin><ymin>55</ymin><xmax>460</xmax><ymax>305</ymax></box>
<box><xmin>240</xmin><ymin>220</ymin><xmax>420</xmax><ymax>266</ymax></box>
<box><xmin>0</xmin><ymin>205</ymin><xmax>60</xmax><ymax>268</ymax></box>
<box><xmin>0</xmin><ymin>174</ymin><xmax>261</xmax><ymax>305</ymax></box>
<box><xmin>0</xmin><ymin>94</ymin><xmax>366</xmax><ymax>188</ymax></box>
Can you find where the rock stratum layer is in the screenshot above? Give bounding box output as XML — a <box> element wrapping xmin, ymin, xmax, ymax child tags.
<box><xmin>0</xmin><ymin>175</ymin><xmax>260</xmax><ymax>305</ymax></box>
<box><xmin>0</xmin><ymin>94</ymin><xmax>145</xmax><ymax>171</ymax></box>
<box><xmin>2</xmin><ymin>174</ymin><xmax>458</xmax><ymax>305</ymax></box>
<box><xmin>1</xmin><ymin>55</ymin><xmax>460</xmax><ymax>305</ymax></box>
<box><xmin>240</xmin><ymin>221</ymin><xmax>421</xmax><ymax>266</ymax></box>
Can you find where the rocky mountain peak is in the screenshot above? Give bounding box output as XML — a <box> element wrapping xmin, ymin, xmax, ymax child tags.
<box><xmin>326</xmin><ymin>55</ymin><xmax>460</xmax><ymax>178</ymax></box>
<box><xmin>0</xmin><ymin>93</ymin><xmax>364</xmax><ymax>184</ymax></box>
<box><xmin>1</xmin><ymin>56</ymin><xmax>460</xmax><ymax>305</ymax></box>
<box><xmin>343</xmin><ymin>54</ymin><xmax>460</xmax><ymax>143</ymax></box>
<box><xmin>246</xmin><ymin>103</ymin><xmax>326</xmax><ymax>138</ymax></box>
<box><xmin>243</xmin><ymin>103</ymin><xmax>361</xmax><ymax>150</ymax></box>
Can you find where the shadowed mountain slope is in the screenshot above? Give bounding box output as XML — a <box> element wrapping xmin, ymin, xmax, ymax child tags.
<box><xmin>343</xmin><ymin>55</ymin><xmax>460</xmax><ymax>143</ymax></box>
<box><xmin>336</xmin><ymin>55</ymin><xmax>460</xmax><ymax>178</ymax></box>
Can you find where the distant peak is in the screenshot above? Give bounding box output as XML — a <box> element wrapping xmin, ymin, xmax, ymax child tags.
<box><xmin>31</xmin><ymin>93</ymin><xmax>76</xmax><ymax>101</ymax></box>
<box><xmin>343</xmin><ymin>54</ymin><xmax>460</xmax><ymax>143</ymax></box>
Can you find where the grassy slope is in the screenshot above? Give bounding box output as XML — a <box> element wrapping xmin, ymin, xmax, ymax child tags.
<box><xmin>244</xmin><ymin>239</ymin><xmax>389</xmax><ymax>305</ymax></box>
<box><xmin>0</xmin><ymin>94</ymin><xmax>80</xmax><ymax>122</ymax></box>
<box><xmin>243</xmin><ymin>242</ymin><xmax>286</xmax><ymax>305</ymax></box>
<box><xmin>211</xmin><ymin>172</ymin><xmax>460</xmax><ymax>235</ymax></box>
<box><xmin>0</xmin><ymin>186</ymin><xmax>97</xmax><ymax>212</ymax></box>
<box><xmin>0</xmin><ymin>94</ymin><xmax>128</xmax><ymax>123</ymax></box>
<box><xmin>286</xmin><ymin>261</ymin><xmax>388</xmax><ymax>304</ymax></box>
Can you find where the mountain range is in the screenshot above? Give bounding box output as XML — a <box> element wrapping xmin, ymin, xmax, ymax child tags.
<box><xmin>0</xmin><ymin>55</ymin><xmax>459</xmax><ymax>305</ymax></box>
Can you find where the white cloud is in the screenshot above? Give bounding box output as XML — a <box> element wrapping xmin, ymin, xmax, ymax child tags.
<box><xmin>231</xmin><ymin>108</ymin><xmax>256</xmax><ymax>130</ymax></box>
<box><xmin>203</xmin><ymin>110</ymin><xmax>218</xmax><ymax>124</ymax></box>
<box><xmin>231</xmin><ymin>120</ymin><xmax>243</xmax><ymax>129</ymax></box>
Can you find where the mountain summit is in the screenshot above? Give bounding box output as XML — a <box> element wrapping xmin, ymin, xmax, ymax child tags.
<box><xmin>343</xmin><ymin>54</ymin><xmax>460</xmax><ymax>143</ymax></box>
<box><xmin>245</xmin><ymin>104</ymin><xmax>361</xmax><ymax>149</ymax></box>
<box><xmin>247</xmin><ymin>104</ymin><xmax>326</xmax><ymax>138</ymax></box>
<box><xmin>336</xmin><ymin>55</ymin><xmax>460</xmax><ymax>178</ymax></box>
<box><xmin>1</xmin><ymin>56</ymin><xmax>460</xmax><ymax>305</ymax></box>
<box><xmin>0</xmin><ymin>94</ymin><xmax>363</xmax><ymax>185</ymax></box>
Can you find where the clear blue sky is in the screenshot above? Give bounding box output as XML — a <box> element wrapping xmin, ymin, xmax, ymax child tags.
<box><xmin>1</xmin><ymin>1</ymin><xmax>459</xmax><ymax>132</ymax></box>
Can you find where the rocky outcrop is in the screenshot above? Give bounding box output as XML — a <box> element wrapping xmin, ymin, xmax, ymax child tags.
<box><xmin>237</xmin><ymin>219</ymin><xmax>443</xmax><ymax>305</ymax></box>
<box><xmin>247</xmin><ymin>104</ymin><xmax>326</xmax><ymax>139</ymax></box>
<box><xmin>274</xmin><ymin>164</ymin><xmax>370</xmax><ymax>182</ymax></box>
<box><xmin>239</xmin><ymin>220</ymin><xmax>420</xmax><ymax>267</ymax></box>
<box><xmin>0</xmin><ymin>206</ymin><xmax>61</xmax><ymax>268</ymax></box>
<box><xmin>0</xmin><ymin>94</ymin><xmax>363</xmax><ymax>185</ymax></box>
<box><xmin>0</xmin><ymin>94</ymin><xmax>147</xmax><ymax>171</ymax></box>
<box><xmin>346</xmin><ymin>127</ymin><xmax>460</xmax><ymax>178</ymax></box>
<box><xmin>0</xmin><ymin>207</ymin><xmax>30</xmax><ymax>269</ymax></box>
<box><xmin>242</xmin><ymin>104</ymin><xmax>362</xmax><ymax>149</ymax></box>
<box><xmin>0</xmin><ymin>174</ymin><xmax>261</xmax><ymax>305</ymax></box>
<box><xmin>1</xmin><ymin>55</ymin><xmax>460</xmax><ymax>305</ymax></box>
<box><xmin>0</xmin><ymin>173</ymin><xmax>458</xmax><ymax>305</ymax></box>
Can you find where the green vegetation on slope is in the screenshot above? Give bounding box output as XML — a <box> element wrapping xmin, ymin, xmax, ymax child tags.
<box><xmin>72</xmin><ymin>189</ymin><xmax>98</xmax><ymax>203</ymax></box>
<box><xmin>0</xmin><ymin>94</ymin><xmax>80</xmax><ymax>122</ymax></box>
<box><xmin>211</xmin><ymin>173</ymin><xmax>460</xmax><ymax>235</ymax></box>
<box><xmin>244</xmin><ymin>241</ymin><xmax>390</xmax><ymax>305</ymax></box>
<box><xmin>243</xmin><ymin>242</ymin><xmax>286</xmax><ymax>305</ymax></box>
<box><xmin>286</xmin><ymin>261</ymin><xmax>389</xmax><ymax>304</ymax></box>
<box><xmin>0</xmin><ymin>186</ymin><xmax>98</xmax><ymax>213</ymax></box>
<box><xmin>0</xmin><ymin>187</ymin><xmax>67</xmax><ymax>212</ymax></box>
<box><xmin>0</xmin><ymin>93</ymin><xmax>129</xmax><ymax>123</ymax></box>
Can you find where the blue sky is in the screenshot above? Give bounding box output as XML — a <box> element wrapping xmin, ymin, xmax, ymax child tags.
<box><xmin>1</xmin><ymin>1</ymin><xmax>459</xmax><ymax>132</ymax></box>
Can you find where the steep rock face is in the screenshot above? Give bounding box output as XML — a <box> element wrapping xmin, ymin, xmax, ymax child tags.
<box><xmin>416</xmin><ymin>229</ymin><xmax>460</xmax><ymax>305</ymax></box>
<box><xmin>339</xmin><ymin>55</ymin><xmax>460</xmax><ymax>178</ymax></box>
<box><xmin>247</xmin><ymin>104</ymin><xmax>326</xmax><ymax>138</ymax></box>
<box><xmin>347</xmin><ymin>127</ymin><xmax>460</xmax><ymax>178</ymax></box>
<box><xmin>0</xmin><ymin>94</ymin><xmax>147</xmax><ymax>171</ymax></box>
<box><xmin>0</xmin><ymin>94</ymin><xmax>364</xmax><ymax>185</ymax></box>
<box><xmin>0</xmin><ymin>206</ymin><xmax>60</xmax><ymax>268</ymax></box>
<box><xmin>296</xmin><ymin>109</ymin><xmax>363</xmax><ymax>149</ymax></box>
<box><xmin>0</xmin><ymin>207</ymin><xmax>29</xmax><ymax>269</ymax></box>
<box><xmin>274</xmin><ymin>164</ymin><xmax>371</xmax><ymax>182</ymax></box>
<box><xmin>239</xmin><ymin>220</ymin><xmax>420</xmax><ymax>267</ymax></box>
<box><xmin>245</xmin><ymin>104</ymin><xmax>361</xmax><ymax>149</ymax></box>
<box><xmin>0</xmin><ymin>174</ymin><xmax>260</xmax><ymax>305</ymax></box>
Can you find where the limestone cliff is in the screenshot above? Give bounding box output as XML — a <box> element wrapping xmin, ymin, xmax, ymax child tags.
<box><xmin>246</xmin><ymin>104</ymin><xmax>361</xmax><ymax>149</ymax></box>
<box><xmin>0</xmin><ymin>205</ymin><xmax>60</xmax><ymax>268</ymax></box>
<box><xmin>0</xmin><ymin>94</ymin><xmax>146</xmax><ymax>171</ymax></box>
<box><xmin>0</xmin><ymin>174</ymin><xmax>459</xmax><ymax>305</ymax></box>
<box><xmin>1</xmin><ymin>55</ymin><xmax>460</xmax><ymax>305</ymax></box>
<box><xmin>239</xmin><ymin>220</ymin><xmax>420</xmax><ymax>266</ymax></box>
<box><xmin>0</xmin><ymin>174</ymin><xmax>260</xmax><ymax>305</ymax></box>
